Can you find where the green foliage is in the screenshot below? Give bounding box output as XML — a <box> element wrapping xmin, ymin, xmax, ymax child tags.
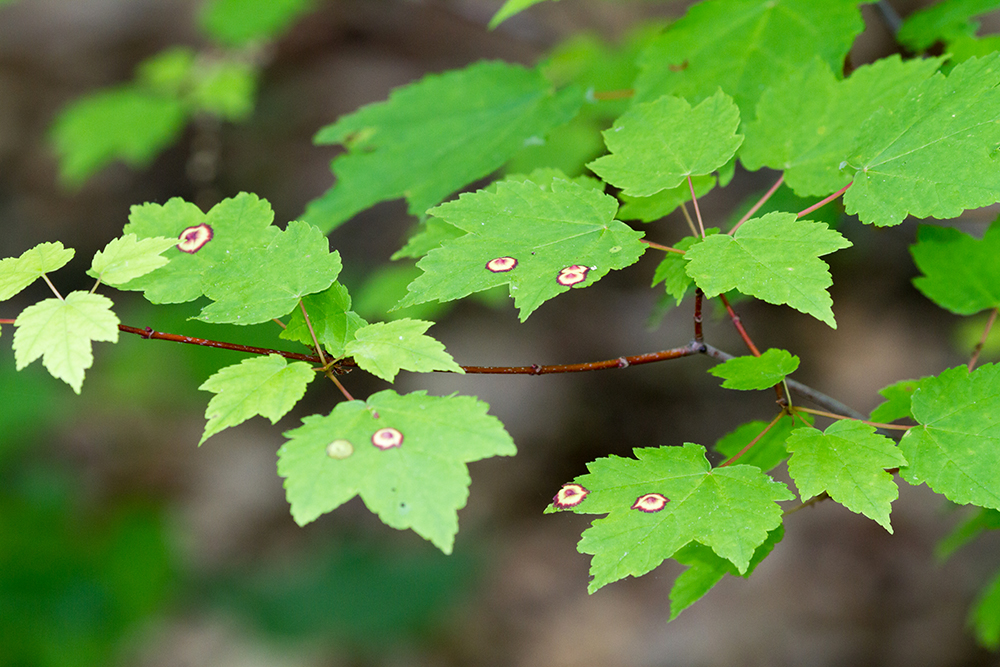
<box><xmin>897</xmin><ymin>0</ymin><xmax>1000</xmax><ymax>51</ymax></box>
<box><xmin>344</xmin><ymin>319</ymin><xmax>463</xmax><ymax>382</ymax></box>
<box><xmin>199</xmin><ymin>0</ymin><xmax>315</xmax><ymax>46</ymax></box>
<box><xmin>280</xmin><ymin>283</ymin><xmax>368</xmax><ymax>357</ymax></box>
<box><xmin>0</xmin><ymin>242</ymin><xmax>74</xmax><ymax>301</ymax></box>
<box><xmin>708</xmin><ymin>348</ymin><xmax>799</xmax><ymax>390</ymax></box>
<box><xmin>489</xmin><ymin>0</ymin><xmax>559</xmax><ymax>28</ymax></box>
<box><xmin>683</xmin><ymin>213</ymin><xmax>851</xmax><ymax>327</ymax></box>
<box><xmin>278</xmin><ymin>390</ymin><xmax>516</xmax><ymax>553</ymax></box>
<box><xmin>88</xmin><ymin>235</ymin><xmax>178</xmax><ymax>287</ymax></box>
<box><xmin>713</xmin><ymin>415</ymin><xmax>809</xmax><ymax>472</ymax></box>
<box><xmin>911</xmin><ymin>219</ymin><xmax>1000</xmax><ymax>315</ymax></box>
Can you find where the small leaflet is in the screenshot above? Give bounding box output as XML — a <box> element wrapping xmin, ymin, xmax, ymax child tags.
<box><xmin>785</xmin><ymin>420</ymin><xmax>907</xmax><ymax>532</ymax></box>
<box><xmin>280</xmin><ymin>282</ymin><xmax>368</xmax><ymax>359</ymax></box>
<box><xmin>344</xmin><ymin>319</ymin><xmax>464</xmax><ymax>383</ymax></box>
<box><xmin>869</xmin><ymin>378</ymin><xmax>929</xmax><ymax>423</ymax></box>
<box><xmin>488</xmin><ymin>0</ymin><xmax>555</xmax><ymax>28</ymax></box>
<box><xmin>278</xmin><ymin>389</ymin><xmax>516</xmax><ymax>553</ymax></box>
<box><xmin>0</xmin><ymin>242</ymin><xmax>75</xmax><ymax>301</ymax></box>
<box><xmin>900</xmin><ymin>363</ymin><xmax>1000</xmax><ymax>510</ymax></box>
<box><xmin>304</xmin><ymin>61</ymin><xmax>583</xmax><ymax>232</ymax></box>
<box><xmin>708</xmin><ymin>348</ymin><xmax>800</xmax><ymax>390</ymax></box>
<box><xmin>547</xmin><ymin>443</ymin><xmax>793</xmax><ymax>593</ymax></box>
<box><xmin>683</xmin><ymin>212</ymin><xmax>851</xmax><ymax>328</ymax></box>
<box><xmin>397</xmin><ymin>178</ymin><xmax>645</xmax><ymax>321</ymax></box>
<box><xmin>911</xmin><ymin>220</ymin><xmax>1000</xmax><ymax>315</ymax></box>
<box><xmin>588</xmin><ymin>89</ymin><xmax>743</xmax><ymax>197</ymax></box>
<box><xmin>88</xmin><ymin>234</ymin><xmax>178</xmax><ymax>287</ymax></box>
<box><xmin>844</xmin><ymin>53</ymin><xmax>1000</xmax><ymax>227</ymax></box>
<box><xmin>12</xmin><ymin>291</ymin><xmax>119</xmax><ymax>393</ymax></box>
<box><xmin>198</xmin><ymin>354</ymin><xmax>315</xmax><ymax>445</ymax></box>
<box><xmin>196</xmin><ymin>220</ymin><xmax>342</xmax><ymax>325</ymax></box>
<box><xmin>651</xmin><ymin>231</ymin><xmax>716</xmax><ymax>306</ymax></box>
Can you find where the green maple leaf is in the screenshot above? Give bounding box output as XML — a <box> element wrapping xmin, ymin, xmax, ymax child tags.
<box><xmin>488</xmin><ymin>0</ymin><xmax>558</xmax><ymax>28</ymax></box>
<box><xmin>669</xmin><ymin>526</ymin><xmax>782</xmax><ymax>620</ymax></box>
<box><xmin>714</xmin><ymin>415</ymin><xmax>810</xmax><ymax>472</ymax></box>
<box><xmin>0</xmin><ymin>242</ymin><xmax>75</xmax><ymax>301</ymax></box>
<box><xmin>12</xmin><ymin>292</ymin><xmax>119</xmax><ymax>393</ymax></box>
<box><xmin>199</xmin><ymin>0</ymin><xmax>315</xmax><ymax>46</ymax></box>
<box><xmin>120</xmin><ymin>193</ymin><xmax>279</xmax><ymax>304</ymax></box>
<box><xmin>869</xmin><ymin>378</ymin><xmax>928</xmax><ymax>423</ymax></box>
<box><xmin>588</xmin><ymin>89</ymin><xmax>743</xmax><ymax>197</ymax></box>
<box><xmin>304</xmin><ymin>61</ymin><xmax>583</xmax><ymax>232</ymax></box>
<box><xmin>911</xmin><ymin>220</ymin><xmax>1000</xmax><ymax>315</ymax></box>
<box><xmin>741</xmin><ymin>56</ymin><xmax>943</xmax><ymax>197</ymax></box>
<box><xmin>683</xmin><ymin>212</ymin><xmax>851</xmax><ymax>327</ymax></box>
<box><xmin>398</xmin><ymin>178</ymin><xmax>644</xmax><ymax>321</ymax></box>
<box><xmin>619</xmin><ymin>175</ymin><xmax>716</xmax><ymax>223</ymax></box>
<box><xmin>900</xmin><ymin>363</ymin><xmax>1000</xmax><ymax>509</ymax></box>
<box><xmin>49</xmin><ymin>85</ymin><xmax>187</xmax><ymax>186</ymax></box>
<box><xmin>87</xmin><ymin>234</ymin><xmax>178</xmax><ymax>287</ymax></box>
<box><xmin>280</xmin><ymin>282</ymin><xmax>368</xmax><ymax>358</ymax></box>
<box><xmin>549</xmin><ymin>443</ymin><xmax>793</xmax><ymax>592</ymax></box>
<box><xmin>196</xmin><ymin>220</ymin><xmax>342</xmax><ymax>325</ymax></box>
<box><xmin>651</xmin><ymin>233</ymin><xmax>707</xmax><ymax>305</ymax></box>
<box><xmin>843</xmin><ymin>53</ymin><xmax>1000</xmax><ymax>227</ymax></box>
<box><xmin>936</xmin><ymin>507</ymin><xmax>1000</xmax><ymax>560</ymax></box>
<box><xmin>199</xmin><ymin>354</ymin><xmax>315</xmax><ymax>445</ymax></box>
<box><xmin>708</xmin><ymin>348</ymin><xmax>799</xmax><ymax>390</ymax></box>
<box><xmin>345</xmin><ymin>319</ymin><xmax>463</xmax><ymax>383</ymax></box>
<box><xmin>634</xmin><ymin>0</ymin><xmax>867</xmax><ymax>115</ymax></box>
<box><xmin>897</xmin><ymin>0</ymin><xmax>1000</xmax><ymax>51</ymax></box>
<box><xmin>278</xmin><ymin>390</ymin><xmax>516</xmax><ymax>553</ymax></box>
<box><xmin>972</xmin><ymin>567</ymin><xmax>1000</xmax><ymax>650</ymax></box>
<box><xmin>785</xmin><ymin>420</ymin><xmax>907</xmax><ymax>532</ymax></box>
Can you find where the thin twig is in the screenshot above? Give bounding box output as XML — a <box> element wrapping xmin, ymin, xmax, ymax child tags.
<box><xmin>299</xmin><ymin>299</ymin><xmax>327</xmax><ymax>367</ymax></box>
<box><xmin>41</xmin><ymin>274</ymin><xmax>63</xmax><ymax>300</ymax></box>
<box><xmin>730</xmin><ymin>174</ymin><xmax>784</xmax><ymax>235</ymax></box>
<box><xmin>798</xmin><ymin>182</ymin><xmax>851</xmax><ymax>218</ymax></box>
<box><xmin>641</xmin><ymin>239</ymin><xmax>685</xmax><ymax>254</ymax></box>
<box><xmin>969</xmin><ymin>307</ymin><xmax>998</xmax><ymax>372</ymax></box>
<box><xmin>679</xmin><ymin>201</ymin><xmax>698</xmax><ymax>237</ymax></box>
<box><xmin>694</xmin><ymin>288</ymin><xmax>704</xmax><ymax>343</ymax></box>
<box><xmin>718</xmin><ymin>411</ymin><xmax>784</xmax><ymax>467</ymax></box>
<box><xmin>794</xmin><ymin>405</ymin><xmax>913</xmax><ymax>431</ymax></box>
<box><xmin>688</xmin><ymin>176</ymin><xmax>706</xmax><ymax>237</ymax></box>
<box><xmin>459</xmin><ymin>341</ymin><xmax>704</xmax><ymax>374</ymax></box>
<box><xmin>718</xmin><ymin>294</ymin><xmax>760</xmax><ymax>356</ymax></box>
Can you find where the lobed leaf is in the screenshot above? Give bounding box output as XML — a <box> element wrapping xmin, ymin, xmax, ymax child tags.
<box><xmin>304</xmin><ymin>61</ymin><xmax>583</xmax><ymax>232</ymax></box>
<box><xmin>199</xmin><ymin>0</ymin><xmax>315</xmax><ymax>46</ymax></box>
<box><xmin>911</xmin><ymin>219</ymin><xmax>1000</xmax><ymax>315</ymax></box>
<box><xmin>713</xmin><ymin>415</ymin><xmax>810</xmax><ymax>472</ymax></box>
<box><xmin>651</xmin><ymin>233</ymin><xmax>707</xmax><ymax>305</ymax></box>
<box><xmin>0</xmin><ymin>242</ymin><xmax>75</xmax><ymax>301</ymax></box>
<box><xmin>683</xmin><ymin>212</ymin><xmax>852</xmax><ymax>327</ymax></box>
<box><xmin>548</xmin><ymin>443</ymin><xmax>793</xmax><ymax>592</ymax></box>
<box><xmin>196</xmin><ymin>220</ymin><xmax>342</xmax><ymax>325</ymax></box>
<box><xmin>900</xmin><ymin>364</ymin><xmax>1000</xmax><ymax>510</ymax></box>
<box><xmin>843</xmin><ymin>53</ymin><xmax>1000</xmax><ymax>227</ymax></box>
<box><xmin>344</xmin><ymin>319</ymin><xmax>464</xmax><ymax>382</ymax></box>
<box><xmin>869</xmin><ymin>378</ymin><xmax>928</xmax><ymax>423</ymax></box>
<box><xmin>785</xmin><ymin>420</ymin><xmax>907</xmax><ymax>532</ymax></box>
<box><xmin>398</xmin><ymin>178</ymin><xmax>645</xmax><ymax>321</ymax></box>
<box><xmin>897</xmin><ymin>0</ymin><xmax>1000</xmax><ymax>51</ymax></box>
<box><xmin>708</xmin><ymin>348</ymin><xmax>799</xmax><ymax>390</ymax></box>
<box><xmin>199</xmin><ymin>355</ymin><xmax>315</xmax><ymax>444</ymax></box>
<box><xmin>88</xmin><ymin>234</ymin><xmax>178</xmax><ymax>287</ymax></box>
<box><xmin>280</xmin><ymin>282</ymin><xmax>368</xmax><ymax>358</ymax></box>
<box><xmin>278</xmin><ymin>390</ymin><xmax>516</xmax><ymax>553</ymax></box>
<box><xmin>587</xmin><ymin>89</ymin><xmax>743</xmax><ymax>197</ymax></box>
<box><xmin>12</xmin><ymin>292</ymin><xmax>119</xmax><ymax>393</ymax></box>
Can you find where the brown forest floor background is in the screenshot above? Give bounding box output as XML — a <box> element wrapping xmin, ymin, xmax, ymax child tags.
<box><xmin>1</xmin><ymin>1</ymin><xmax>1000</xmax><ymax>666</ymax></box>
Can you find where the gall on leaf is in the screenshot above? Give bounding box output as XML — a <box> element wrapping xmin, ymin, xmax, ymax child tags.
<box><xmin>177</xmin><ymin>223</ymin><xmax>213</xmax><ymax>253</ymax></box>
<box><xmin>632</xmin><ymin>493</ymin><xmax>670</xmax><ymax>512</ymax></box>
<box><xmin>371</xmin><ymin>427</ymin><xmax>404</xmax><ymax>450</ymax></box>
<box><xmin>325</xmin><ymin>439</ymin><xmax>354</xmax><ymax>459</ymax></box>
<box><xmin>557</xmin><ymin>264</ymin><xmax>590</xmax><ymax>286</ymax></box>
<box><xmin>553</xmin><ymin>483</ymin><xmax>589</xmax><ymax>509</ymax></box>
<box><xmin>486</xmin><ymin>256</ymin><xmax>518</xmax><ymax>272</ymax></box>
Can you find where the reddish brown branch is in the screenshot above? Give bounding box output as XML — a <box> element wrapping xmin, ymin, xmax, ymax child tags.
<box><xmin>718</xmin><ymin>294</ymin><xmax>760</xmax><ymax>356</ymax></box>
<box><xmin>459</xmin><ymin>341</ymin><xmax>704</xmax><ymax>374</ymax></box>
<box><xmin>118</xmin><ymin>324</ymin><xmax>327</xmax><ymax>366</ymax></box>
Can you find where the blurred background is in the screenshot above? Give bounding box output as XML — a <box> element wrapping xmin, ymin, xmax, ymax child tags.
<box><xmin>1</xmin><ymin>0</ymin><xmax>1000</xmax><ymax>665</ymax></box>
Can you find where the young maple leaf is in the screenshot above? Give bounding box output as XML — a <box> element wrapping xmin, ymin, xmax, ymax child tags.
<box><xmin>0</xmin><ymin>242</ymin><xmax>75</xmax><ymax>301</ymax></box>
<box><xmin>278</xmin><ymin>390</ymin><xmax>516</xmax><ymax>554</ymax></box>
<box><xmin>548</xmin><ymin>443</ymin><xmax>793</xmax><ymax>593</ymax></box>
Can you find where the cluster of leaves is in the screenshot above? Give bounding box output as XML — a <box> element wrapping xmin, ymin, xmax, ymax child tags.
<box><xmin>6</xmin><ymin>0</ymin><xmax>1000</xmax><ymax>650</ymax></box>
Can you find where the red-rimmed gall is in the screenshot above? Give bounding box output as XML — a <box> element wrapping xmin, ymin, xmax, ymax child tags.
<box><xmin>631</xmin><ymin>493</ymin><xmax>669</xmax><ymax>512</ymax></box>
<box><xmin>553</xmin><ymin>483</ymin><xmax>589</xmax><ymax>509</ymax></box>
<box><xmin>371</xmin><ymin>427</ymin><xmax>404</xmax><ymax>450</ymax></box>
<box><xmin>556</xmin><ymin>265</ymin><xmax>590</xmax><ymax>286</ymax></box>
<box><xmin>177</xmin><ymin>223</ymin><xmax>213</xmax><ymax>253</ymax></box>
<box><xmin>486</xmin><ymin>256</ymin><xmax>517</xmax><ymax>272</ymax></box>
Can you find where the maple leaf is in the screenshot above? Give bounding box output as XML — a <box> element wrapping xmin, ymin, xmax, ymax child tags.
<box><xmin>120</xmin><ymin>193</ymin><xmax>279</xmax><ymax>304</ymax></box>
<box><xmin>785</xmin><ymin>420</ymin><xmax>907</xmax><ymax>532</ymax></box>
<box><xmin>897</xmin><ymin>0</ymin><xmax>1000</xmax><ymax>51</ymax></box>
<box><xmin>713</xmin><ymin>415</ymin><xmax>809</xmax><ymax>472</ymax></box>
<box><xmin>911</xmin><ymin>220</ymin><xmax>1000</xmax><ymax>315</ymax></box>
<box><xmin>88</xmin><ymin>234</ymin><xmax>178</xmax><ymax>287</ymax></box>
<box><xmin>548</xmin><ymin>443</ymin><xmax>793</xmax><ymax>592</ymax></box>
<box><xmin>651</xmin><ymin>233</ymin><xmax>707</xmax><ymax>305</ymax></box>
<box><xmin>683</xmin><ymin>212</ymin><xmax>851</xmax><ymax>327</ymax></box>
<box><xmin>869</xmin><ymin>378</ymin><xmax>928</xmax><ymax>423</ymax></box>
<box><xmin>0</xmin><ymin>242</ymin><xmax>75</xmax><ymax>301</ymax></box>
<box><xmin>278</xmin><ymin>390</ymin><xmax>516</xmax><ymax>553</ymax></box>
<box><xmin>708</xmin><ymin>348</ymin><xmax>799</xmax><ymax>390</ymax></box>
<box><xmin>12</xmin><ymin>292</ymin><xmax>119</xmax><ymax>393</ymax></box>
<box><xmin>199</xmin><ymin>0</ymin><xmax>315</xmax><ymax>46</ymax></box>
<box><xmin>280</xmin><ymin>282</ymin><xmax>368</xmax><ymax>359</ymax></box>
<box><xmin>634</xmin><ymin>0</ymin><xmax>867</xmax><ymax>116</ymax></box>
<box><xmin>196</xmin><ymin>220</ymin><xmax>342</xmax><ymax>325</ymax></box>
<box><xmin>843</xmin><ymin>53</ymin><xmax>1000</xmax><ymax>227</ymax></box>
<box><xmin>345</xmin><ymin>319</ymin><xmax>463</xmax><ymax>383</ymax></box>
<box><xmin>900</xmin><ymin>363</ymin><xmax>1000</xmax><ymax>510</ymax></box>
<box><xmin>397</xmin><ymin>178</ymin><xmax>645</xmax><ymax>321</ymax></box>
<box><xmin>587</xmin><ymin>89</ymin><xmax>743</xmax><ymax>197</ymax></box>
<box><xmin>619</xmin><ymin>175</ymin><xmax>716</xmax><ymax>223</ymax></box>
<box><xmin>198</xmin><ymin>354</ymin><xmax>315</xmax><ymax>445</ymax></box>
<box><xmin>741</xmin><ymin>56</ymin><xmax>943</xmax><ymax>197</ymax></box>
<box><xmin>304</xmin><ymin>61</ymin><xmax>583</xmax><ymax>232</ymax></box>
